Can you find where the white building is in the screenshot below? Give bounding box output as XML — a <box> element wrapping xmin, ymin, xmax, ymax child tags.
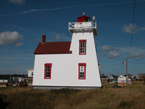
<box><xmin>117</xmin><ymin>75</ymin><xmax>132</xmax><ymax>86</ymax></box>
<box><xmin>118</xmin><ymin>75</ymin><xmax>126</xmax><ymax>83</ymax></box>
<box><xmin>107</xmin><ymin>75</ymin><xmax>114</xmax><ymax>80</ymax></box>
<box><xmin>33</xmin><ymin>13</ymin><xmax>102</xmax><ymax>89</ymax></box>
<box><xmin>27</xmin><ymin>69</ymin><xmax>34</xmax><ymax>77</ymax></box>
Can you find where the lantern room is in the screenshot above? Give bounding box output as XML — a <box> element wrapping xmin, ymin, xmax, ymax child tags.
<box><xmin>68</xmin><ymin>13</ymin><xmax>97</xmax><ymax>36</ymax></box>
<box><xmin>77</xmin><ymin>12</ymin><xmax>90</xmax><ymax>22</ymax></box>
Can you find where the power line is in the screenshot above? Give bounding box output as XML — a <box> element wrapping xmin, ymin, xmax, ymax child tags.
<box><xmin>1</xmin><ymin>0</ymin><xmax>144</xmax><ymax>17</ymax></box>
<box><xmin>100</xmin><ymin>61</ymin><xmax>123</xmax><ymax>63</ymax></box>
<box><xmin>129</xmin><ymin>0</ymin><xmax>136</xmax><ymax>55</ymax></box>
<box><xmin>101</xmin><ymin>63</ymin><xmax>122</xmax><ymax>68</ymax></box>
<box><xmin>128</xmin><ymin>62</ymin><xmax>145</xmax><ymax>64</ymax></box>
<box><xmin>97</xmin><ymin>50</ymin><xmax>125</xmax><ymax>60</ymax></box>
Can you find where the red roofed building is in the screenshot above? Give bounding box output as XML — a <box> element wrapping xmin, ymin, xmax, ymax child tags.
<box><xmin>33</xmin><ymin>13</ymin><xmax>102</xmax><ymax>89</ymax></box>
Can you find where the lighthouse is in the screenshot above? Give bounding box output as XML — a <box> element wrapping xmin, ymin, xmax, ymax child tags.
<box><xmin>33</xmin><ymin>13</ymin><xmax>102</xmax><ymax>89</ymax></box>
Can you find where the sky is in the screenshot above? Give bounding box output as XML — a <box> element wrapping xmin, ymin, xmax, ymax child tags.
<box><xmin>0</xmin><ymin>0</ymin><xmax>145</xmax><ymax>76</ymax></box>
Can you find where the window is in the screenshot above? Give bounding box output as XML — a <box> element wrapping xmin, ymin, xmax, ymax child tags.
<box><xmin>31</xmin><ymin>72</ymin><xmax>33</xmax><ymax>76</ymax></box>
<box><xmin>44</xmin><ymin>63</ymin><xmax>52</xmax><ymax>79</ymax></box>
<box><xmin>78</xmin><ymin>63</ymin><xmax>86</xmax><ymax>79</ymax></box>
<box><xmin>79</xmin><ymin>40</ymin><xmax>86</xmax><ymax>55</ymax></box>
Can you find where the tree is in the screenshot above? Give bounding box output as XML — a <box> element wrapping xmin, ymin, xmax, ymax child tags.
<box><xmin>137</xmin><ymin>73</ymin><xmax>145</xmax><ymax>81</ymax></box>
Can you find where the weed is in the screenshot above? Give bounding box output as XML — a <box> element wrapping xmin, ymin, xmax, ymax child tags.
<box><xmin>0</xmin><ymin>81</ymin><xmax>144</xmax><ymax>109</ymax></box>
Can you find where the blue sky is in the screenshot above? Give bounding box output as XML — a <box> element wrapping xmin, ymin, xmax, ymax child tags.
<box><xmin>0</xmin><ymin>0</ymin><xmax>145</xmax><ymax>76</ymax></box>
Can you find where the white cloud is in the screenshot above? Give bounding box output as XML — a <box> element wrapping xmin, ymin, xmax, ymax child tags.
<box><xmin>9</xmin><ymin>0</ymin><xmax>25</xmax><ymax>5</ymax></box>
<box><xmin>122</xmin><ymin>23</ymin><xmax>137</xmax><ymax>34</ymax></box>
<box><xmin>14</xmin><ymin>42</ymin><xmax>23</xmax><ymax>47</ymax></box>
<box><xmin>108</xmin><ymin>50</ymin><xmax>120</xmax><ymax>59</ymax></box>
<box><xmin>140</xmin><ymin>27</ymin><xmax>145</xmax><ymax>31</ymax></box>
<box><xmin>101</xmin><ymin>45</ymin><xmax>114</xmax><ymax>51</ymax></box>
<box><xmin>54</xmin><ymin>33</ymin><xmax>71</xmax><ymax>41</ymax></box>
<box><xmin>122</xmin><ymin>23</ymin><xmax>145</xmax><ymax>34</ymax></box>
<box><xmin>129</xmin><ymin>53</ymin><xmax>145</xmax><ymax>60</ymax></box>
<box><xmin>55</xmin><ymin>33</ymin><xmax>61</xmax><ymax>41</ymax></box>
<box><xmin>117</xmin><ymin>47</ymin><xmax>145</xmax><ymax>54</ymax></box>
<box><xmin>0</xmin><ymin>31</ymin><xmax>23</xmax><ymax>47</ymax></box>
<box><xmin>100</xmin><ymin>37</ymin><xmax>105</xmax><ymax>40</ymax></box>
<box><xmin>116</xmin><ymin>46</ymin><xmax>145</xmax><ymax>60</ymax></box>
<box><xmin>98</xmin><ymin>52</ymin><xmax>108</xmax><ymax>57</ymax></box>
<box><xmin>36</xmin><ymin>38</ymin><xmax>40</xmax><ymax>42</ymax></box>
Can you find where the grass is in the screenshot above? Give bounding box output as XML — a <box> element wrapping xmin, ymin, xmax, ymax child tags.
<box><xmin>0</xmin><ymin>81</ymin><xmax>145</xmax><ymax>109</ymax></box>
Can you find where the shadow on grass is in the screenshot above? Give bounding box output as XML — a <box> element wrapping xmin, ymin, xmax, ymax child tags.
<box><xmin>119</xmin><ymin>101</ymin><xmax>134</xmax><ymax>108</ymax></box>
<box><xmin>50</xmin><ymin>88</ymin><xmax>81</xmax><ymax>94</ymax></box>
<box><xmin>0</xmin><ymin>94</ymin><xmax>11</xmax><ymax>109</ymax></box>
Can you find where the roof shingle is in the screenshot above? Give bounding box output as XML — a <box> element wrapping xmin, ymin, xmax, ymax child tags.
<box><xmin>34</xmin><ymin>41</ymin><xmax>72</xmax><ymax>54</ymax></box>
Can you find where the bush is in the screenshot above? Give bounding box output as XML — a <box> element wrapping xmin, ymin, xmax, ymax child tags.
<box><xmin>119</xmin><ymin>101</ymin><xmax>134</xmax><ymax>108</ymax></box>
<box><xmin>0</xmin><ymin>94</ymin><xmax>7</xmax><ymax>100</ymax></box>
<box><xmin>50</xmin><ymin>88</ymin><xmax>81</xmax><ymax>94</ymax></box>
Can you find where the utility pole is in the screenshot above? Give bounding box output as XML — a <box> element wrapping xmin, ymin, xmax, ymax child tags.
<box><xmin>126</xmin><ymin>51</ymin><xmax>129</xmax><ymax>86</ymax></box>
<box><xmin>10</xmin><ymin>70</ymin><xmax>11</xmax><ymax>83</ymax></box>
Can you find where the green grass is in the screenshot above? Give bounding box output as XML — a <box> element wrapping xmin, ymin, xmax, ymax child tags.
<box><xmin>0</xmin><ymin>81</ymin><xmax>145</xmax><ymax>109</ymax></box>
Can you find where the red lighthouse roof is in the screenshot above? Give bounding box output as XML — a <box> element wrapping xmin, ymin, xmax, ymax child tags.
<box><xmin>77</xmin><ymin>13</ymin><xmax>90</xmax><ymax>22</ymax></box>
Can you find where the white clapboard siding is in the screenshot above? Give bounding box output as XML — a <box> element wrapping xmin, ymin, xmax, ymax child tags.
<box><xmin>33</xmin><ymin>31</ymin><xmax>101</xmax><ymax>87</ymax></box>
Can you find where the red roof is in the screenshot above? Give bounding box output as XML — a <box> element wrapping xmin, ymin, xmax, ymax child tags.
<box><xmin>77</xmin><ymin>15</ymin><xmax>90</xmax><ymax>19</ymax></box>
<box><xmin>34</xmin><ymin>41</ymin><xmax>72</xmax><ymax>54</ymax></box>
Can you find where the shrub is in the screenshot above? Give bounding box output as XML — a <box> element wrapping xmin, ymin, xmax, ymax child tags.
<box><xmin>50</xmin><ymin>88</ymin><xmax>81</xmax><ymax>94</ymax></box>
<box><xmin>119</xmin><ymin>101</ymin><xmax>134</xmax><ymax>108</ymax></box>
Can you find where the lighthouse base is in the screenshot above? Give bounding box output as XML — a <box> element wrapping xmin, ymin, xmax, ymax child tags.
<box><xmin>33</xmin><ymin>86</ymin><xmax>101</xmax><ymax>90</ymax></box>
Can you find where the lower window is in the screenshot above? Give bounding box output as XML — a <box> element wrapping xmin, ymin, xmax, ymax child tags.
<box><xmin>44</xmin><ymin>63</ymin><xmax>52</xmax><ymax>79</ymax></box>
<box><xmin>78</xmin><ymin>63</ymin><xmax>86</xmax><ymax>79</ymax></box>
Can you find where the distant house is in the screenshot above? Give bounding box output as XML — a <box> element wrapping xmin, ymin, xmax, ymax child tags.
<box><xmin>124</xmin><ymin>74</ymin><xmax>134</xmax><ymax>78</ymax></box>
<box><xmin>118</xmin><ymin>75</ymin><xmax>132</xmax><ymax>86</ymax></box>
<box><xmin>107</xmin><ymin>75</ymin><xmax>114</xmax><ymax>80</ymax></box>
<box><xmin>100</xmin><ymin>74</ymin><xmax>105</xmax><ymax>78</ymax></box>
<box><xmin>23</xmin><ymin>76</ymin><xmax>33</xmax><ymax>86</ymax></box>
<box><xmin>136</xmin><ymin>73</ymin><xmax>145</xmax><ymax>80</ymax></box>
<box><xmin>100</xmin><ymin>74</ymin><xmax>108</xmax><ymax>83</ymax></box>
<box><xmin>0</xmin><ymin>75</ymin><xmax>9</xmax><ymax>83</ymax></box>
<box><xmin>136</xmin><ymin>74</ymin><xmax>140</xmax><ymax>79</ymax></box>
<box><xmin>100</xmin><ymin>74</ymin><xmax>107</xmax><ymax>78</ymax></box>
<box><xmin>112</xmin><ymin>75</ymin><xmax>118</xmax><ymax>81</ymax></box>
<box><xmin>27</xmin><ymin>69</ymin><xmax>33</xmax><ymax>77</ymax></box>
<box><xmin>0</xmin><ymin>74</ymin><xmax>27</xmax><ymax>87</ymax></box>
<box><xmin>117</xmin><ymin>75</ymin><xmax>126</xmax><ymax>86</ymax></box>
<box><xmin>23</xmin><ymin>69</ymin><xmax>34</xmax><ymax>86</ymax></box>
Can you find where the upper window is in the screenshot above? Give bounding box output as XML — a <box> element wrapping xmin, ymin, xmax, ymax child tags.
<box><xmin>79</xmin><ymin>40</ymin><xmax>86</xmax><ymax>55</ymax></box>
<box><xmin>44</xmin><ymin>63</ymin><xmax>52</xmax><ymax>79</ymax></box>
<box><xmin>78</xmin><ymin>63</ymin><xmax>86</xmax><ymax>79</ymax></box>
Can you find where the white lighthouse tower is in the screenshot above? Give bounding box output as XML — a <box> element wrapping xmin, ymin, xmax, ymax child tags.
<box><xmin>33</xmin><ymin>13</ymin><xmax>101</xmax><ymax>89</ymax></box>
<box><xmin>67</xmin><ymin>13</ymin><xmax>101</xmax><ymax>88</ymax></box>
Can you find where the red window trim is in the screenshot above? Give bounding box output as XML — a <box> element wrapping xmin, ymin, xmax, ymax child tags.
<box><xmin>44</xmin><ymin>63</ymin><xmax>52</xmax><ymax>79</ymax></box>
<box><xmin>79</xmin><ymin>40</ymin><xmax>86</xmax><ymax>55</ymax></box>
<box><xmin>78</xmin><ymin>63</ymin><xmax>86</xmax><ymax>79</ymax></box>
